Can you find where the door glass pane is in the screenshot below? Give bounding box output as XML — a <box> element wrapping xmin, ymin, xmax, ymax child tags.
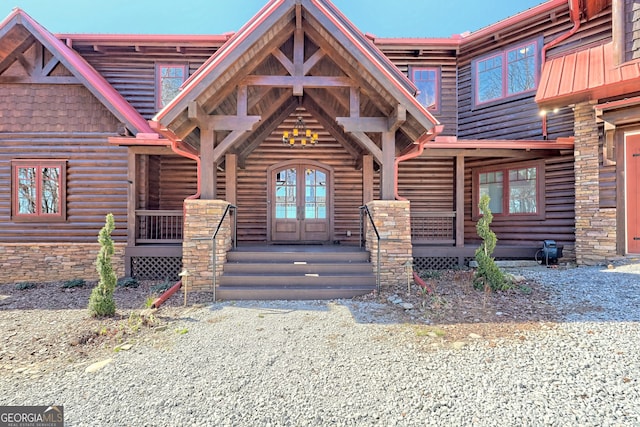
<box><xmin>275</xmin><ymin>168</ymin><xmax>297</xmax><ymax>219</ymax></box>
<box><xmin>304</xmin><ymin>169</ymin><xmax>326</xmax><ymax>219</ymax></box>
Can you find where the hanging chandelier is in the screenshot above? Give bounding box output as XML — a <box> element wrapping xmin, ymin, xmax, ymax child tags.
<box><xmin>282</xmin><ymin>116</ymin><xmax>318</xmax><ymax>148</ymax></box>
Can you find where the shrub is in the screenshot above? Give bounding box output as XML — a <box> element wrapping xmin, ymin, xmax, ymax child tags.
<box><xmin>62</xmin><ymin>279</ymin><xmax>86</xmax><ymax>289</ymax></box>
<box><xmin>117</xmin><ymin>276</ymin><xmax>139</xmax><ymax>288</ymax></box>
<box><xmin>88</xmin><ymin>213</ymin><xmax>117</xmax><ymax>317</ymax></box>
<box><xmin>150</xmin><ymin>278</ymin><xmax>173</xmax><ymax>294</ymax></box>
<box><xmin>473</xmin><ymin>195</ymin><xmax>509</xmax><ymax>291</ymax></box>
<box><xmin>15</xmin><ymin>282</ymin><xmax>36</xmax><ymax>290</ymax></box>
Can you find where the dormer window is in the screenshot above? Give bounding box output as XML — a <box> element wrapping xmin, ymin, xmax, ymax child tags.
<box><xmin>156</xmin><ymin>64</ymin><xmax>188</xmax><ymax>109</ymax></box>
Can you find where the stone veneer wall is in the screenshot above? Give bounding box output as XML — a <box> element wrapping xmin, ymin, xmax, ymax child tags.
<box><xmin>0</xmin><ymin>243</ymin><xmax>125</xmax><ymax>284</ymax></box>
<box><xmin>182</xmin><ymin>200</ymin><xmax>233</xmax><ymax>292</ymax></box>
<box><xmin>364</xmin><ymin>200</ymin><xmax>413</xmax><ymax>289</ymax></box>
<box><xmin>574</xmin><ymin>101</ymin><xmax>618</xmax><ymax>265</ymax></box>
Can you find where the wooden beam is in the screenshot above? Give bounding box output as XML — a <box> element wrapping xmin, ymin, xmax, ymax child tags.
<box><xmin>420</xmin><ymin>148</ymin><xmax>560</xmax><ymax>158</ymax></box>
<box><xmin>350</xmin><ymin>87</ymin><xmax>360</xmax><ymax>117</ymax></box>
<box><xmin>242</xmin><ymin>75</ymin><xmax>352</xmax><ymax>87</ymax></box>
<box><xmin>388</xmin><ymin>105</ymin><xmax>406</xmax><ymax>133</ymax></box>
<box><xmin>362</xmin><ymin>154</ymin><xmax>374</xmax><ymax>203</ymax></box>
<box><xmin>455</xmin><ymin>154</ymin><xmax>465</xmax><ymax>248</ymax></box>
<box><xmin>337</xmin><ymin>117</ymin><xmax>389</xmax><ymax>132</ymax></box>
<box><xmin>351</xmin><ymin>131</ymin><xmax>383</xmax><ymax>164</ymax></box>
<box><xmin>272</xmin><ymin>48</ymin><xmax>294</xmax><ymax>75</ymax></box>
<box><xmin>293</xmin><ymin>26</ymin><xmax>304</xmax><ymax>96</ymax></box>
<box><xmin>225</xmin><ymin>153</ymin><xmax>237</xmax><ymax>206</ymax></box>
<box><xmin>188</xmin><ymin>100</ymin><xmax>260</xmax><ymax>130</ymax></box>
<box><xmin>41</xmin><ymin>56</ymin><xmax>60</xmax><ymax>77</ymax></box>
<box><xmin>237</xmin><ymin>85</ymin><xmax>248</xmax><ymax>116</ymax></box>
<box><xmin>380</xmin><ymin>131</ymin><xmax>395</xmax><ymax>200</ymax></box>
<box><xmin>0</xmin><ymin>36</ymin><xmax>35</xmax><ymax>75</ymax></box>
<box><xmin>201</xmin><ymin>129</ymin><xmax>216</xmax><ymax>199</ymax></box>
<box><xmin>302</xmin><ymin>49</ymin><xmax>325</xmax><ymax>75</ymax></box>
<box><xmin>212</xmin><ymin>130</ymin><xmax>246</xmax><ymax>164</ymax></box>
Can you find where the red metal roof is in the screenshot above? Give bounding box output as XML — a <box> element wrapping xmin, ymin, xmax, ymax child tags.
<box><xmin>0</xmin><ymin>8</ymin><xmax>153</xmax><ymax>135</ymax></box>
<box><xmin>536</xmin><ymin>42</ymin><xmax>640</xmax><ymax>109</ymax></box>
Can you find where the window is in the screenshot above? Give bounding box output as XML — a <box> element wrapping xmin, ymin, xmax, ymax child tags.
<box><xmin>12</xmin><ymin>160</ymin><xmax>66</xmax><ymax>221</ymax></box>
<box><xmin>473</xmin><ymin>39</ymin><xmax>539</xmax><ymax>106</ymax></box>
<box><xmin>156</xmin><ymin>64</ymin><xmax>188</xmax><ymax>109</ymax></box>
<box><xmin>410</xmin><ymin>66</ymin><xmax>440</xmax><ymax>112</ymax></box>
<box><xmin>472</xmin><ymin>161</ymin><xmax>545</xmax><ymax>220</ymax></box>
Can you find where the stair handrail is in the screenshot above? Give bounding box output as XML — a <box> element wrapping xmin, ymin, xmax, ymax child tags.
<box><xmin>359</xmin><ymin>205</ymin><xmax>381</xmax><ymax>294</ymax></box>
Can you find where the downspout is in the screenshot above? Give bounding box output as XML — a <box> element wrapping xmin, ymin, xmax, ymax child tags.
<box><xmin>394</xmin><ymin>125</ymin><xmax>444</xmax><ymax>201</ymax></box>
<box><xmin>393</xmin><ymin>125</ymin><xmax>443</xmax><ymax>295</ymax></box>
<box><xmin>148</xmin><ymin>122</ymin><xmax>202</xmax><ymax>308</ymax></box>
<box><xmin>540</xmin><ymin>0</ymin><xmax>581</xmax><ymax>138</ymax></box>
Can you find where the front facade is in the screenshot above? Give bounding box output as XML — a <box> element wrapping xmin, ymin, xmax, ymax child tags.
<box><xmin>0</xmin><ymin>0</ymin><xmax>636</xmax><ymax>292</ymax></box>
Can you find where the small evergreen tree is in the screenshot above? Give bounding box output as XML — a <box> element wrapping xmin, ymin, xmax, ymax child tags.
<box><xmin>89</xmin><ymin>213</ymin><xmax>117</xmax><ymax>317</ymax></box>
<box><xmin>474</xmin><ymin>195</ymin><xmax>508</xmax><ymax>291</ymax></box>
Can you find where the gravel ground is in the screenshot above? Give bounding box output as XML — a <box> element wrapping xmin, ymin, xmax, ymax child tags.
<box><xmin>1</xmin><ymin>262</ymin><xmax>639</xmax><ymax>426</ymax></box>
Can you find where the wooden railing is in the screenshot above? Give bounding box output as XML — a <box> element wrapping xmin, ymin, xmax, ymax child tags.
<box><xmin>135</xmin><ymin>210</ymin><xmax>183</xmax><ymax>244</ymax></box>
<box><xmin>410</xmin><ymin>211</ymin><xmax>456</xmax><ymax>245</ymax></box>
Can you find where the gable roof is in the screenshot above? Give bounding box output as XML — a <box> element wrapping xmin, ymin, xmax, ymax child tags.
<box><xmin>0</xmin><ymin>8</ymin><xmax>153</xmax><ymax>135</ymax></box>
<box><xmin>152</xmin><ymin>0</ymin><xmax>439</xmax><ymax>140</ymax></box>
<box><xmin>536</xmin><ymin>42</ymin><xmax>640</xmax><ymax>110</ymax></box>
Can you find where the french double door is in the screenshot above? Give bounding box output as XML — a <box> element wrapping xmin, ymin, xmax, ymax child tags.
<box><xmin>270</xmin><ymin>162</ymin><xmax>331</xmax><ymax>242</ymax></box>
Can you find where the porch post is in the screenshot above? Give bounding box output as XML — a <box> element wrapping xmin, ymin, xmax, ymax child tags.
<box><xmin>201</xmin><ymin>129</ymin><xmax>217</xmax><ymax>199</ymax></box>
<box><xmin>380</xmin><ymin>131</ymin><xmax>395</xmax><ymax>200</ymax></box>
<box><xmin>365</xmin><ymin>200</ymin><xmax>412</xmax><ymax>289</ymax></box>
<box><xmin>182</xmin><ymin>199</ymin><xmax>232</xmax><ymax>293</ymax></box>
<box><xmin>362</xmin><ymin>154</ymin><xmax>373</xmax><ymax>204</ymax></box>
<box><xmin>225</xmin><ymin>153</ymin><xmax>237</xmax><ymax>205</ymax></box>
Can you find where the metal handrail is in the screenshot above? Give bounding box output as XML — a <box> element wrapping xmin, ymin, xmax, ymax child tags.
<box><xmin>195</xmin><ymin>204</ymin><xmax>237</xmax><ymax>301</ymax></box>
<box><xmin>359</xmin><ymin>205</ymin><xmax>381</xmax><ymax>294</ymax></box>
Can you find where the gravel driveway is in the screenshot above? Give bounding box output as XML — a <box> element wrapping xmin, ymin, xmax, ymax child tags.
<box><xmin>1</xmin><ymin>263</ymin><xmax>639</xmax><ymax>426</ymax></box>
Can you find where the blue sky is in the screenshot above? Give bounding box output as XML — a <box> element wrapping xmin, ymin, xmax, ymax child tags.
<box><xmin>2</xmin><ymin>1</ymin><xmax>546</xmax><ymax>38</ymax></box>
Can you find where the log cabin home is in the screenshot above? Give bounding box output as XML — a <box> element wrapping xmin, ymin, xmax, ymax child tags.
<box><xmin>0</xmin><ymin>0</ymin><xmax>637</xmax><ymax>299</ymax></box>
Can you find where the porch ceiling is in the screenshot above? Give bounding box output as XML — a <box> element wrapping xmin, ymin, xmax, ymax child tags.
<box><xmin>151</xmin><ymin>0</ymin><xmax>439</xmax><ymax>166</ymax></box>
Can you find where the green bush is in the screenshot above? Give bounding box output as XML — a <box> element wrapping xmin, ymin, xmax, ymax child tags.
<box><xmin>88</xmin><ymin>213</ymin><xmax>117</xmax><ymax>317</ymax></box>
<box><xmin>15</xmin><ymin>282</ymin><xmax>36</xmax><ymax>290</ymax></box>
<box><xmin>117</xmin><ymin>276</ymin><xmax>139</xmax><ymax>288</ymax></box>
<box><xmin>473</xmin><ymin>195</ymin><xmax>509</xmax><ymax>291</ymax></box>
<box><xmin>150</xmin><ymin>278</ymin><xmax>173</xmax><ymax>294</ymax></box>
<box><xmin>62</xmin><ymin>279</ymin><xmax>86</xmax><ymax>289</ymax></box>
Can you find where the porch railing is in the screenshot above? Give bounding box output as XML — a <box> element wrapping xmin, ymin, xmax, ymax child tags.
<box><xmin>410</xmin><ymin>211</ymin><xmax>456</xmax><ymax>245</ymax></box>
<box><xmin>135</xmin><ymin>210</ymin><xmax>184</xmax><ymax>244</ymax></box>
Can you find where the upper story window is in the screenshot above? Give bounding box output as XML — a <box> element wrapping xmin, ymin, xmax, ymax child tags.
<box><xmin>410</xmin><ymin>66</ymin><xmax>440</xmax><ymax>112</ymax></box>
<box><xmin>472</xmin><ymin>160</ymin><xmax>545</xmax><ymax>221</ymax></box>
<box><xmin>473</xmin><ymin>39</ymin><xmax>540</xmax><ymax>106</ymax></box>
<box><xmin>156</xmin><ymin>64</ymin><xmax>188</xmax><ymax>109</ymax></box>
<box><xmin>12</xmin><ymin>160</ymin><xmax>67</xmax><ymax>221</ymax></box>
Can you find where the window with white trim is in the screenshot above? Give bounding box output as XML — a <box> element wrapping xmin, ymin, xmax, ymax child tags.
<box><xmin>12</xmin><ymin>160</ymin><xmax>66</xmax><ymax>221</ymax></box>
<box><xmin>156</xmin><ymin>64</ymin><xmax>188</xmax><ymax>109</ymax></box>
<box><xmin>473</xmin><ymin>39</ymin><xmax>539</xmax><ymax>106</ymax></box>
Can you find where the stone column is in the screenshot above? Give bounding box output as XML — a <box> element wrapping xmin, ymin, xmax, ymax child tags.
<box><xmin>182</xmin><ymin>200</ymin><xmax>233</xmax><ymax>292</ymax></box>
<box><xmin>573</xmin><ymin>101</ymin><xmax>617</xmax><ymax>265</ymax></box>
<box><xmin>365</xmin><ymin>200</ymin><xmax>413</xmax><ymax>289</ymax></box>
